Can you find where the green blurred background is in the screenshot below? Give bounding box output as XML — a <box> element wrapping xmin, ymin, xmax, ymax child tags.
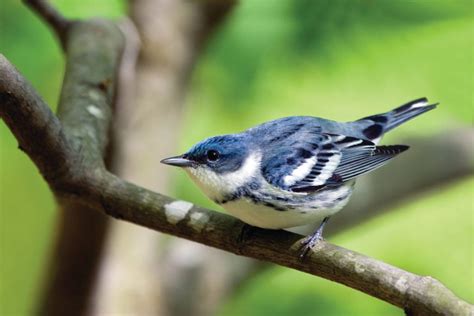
<box><xmin>1</xmin><ymin>0</ymin><xmax>473</xmax><ymax>315</ymax></box>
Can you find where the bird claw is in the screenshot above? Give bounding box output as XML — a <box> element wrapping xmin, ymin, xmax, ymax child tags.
<box><xmin>237</xmin><ymin>223</ymin><xmax>254</xmax><ymax>245</ymax></box>
<box><xmin>299</xmin><ymin>233</ymin><xmax>323</xmax><ymax>260</ymax></box>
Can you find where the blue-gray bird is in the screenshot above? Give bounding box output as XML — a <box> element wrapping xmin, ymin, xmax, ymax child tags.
<box><xmin>161</xmin><ymin>98</ymin><xmax>436</xmax><ymax>257</ymax></box>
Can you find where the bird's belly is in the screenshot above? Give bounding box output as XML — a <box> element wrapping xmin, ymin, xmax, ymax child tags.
<box><xmin>222</xmin><ymin>199</ymin><xmax>340</xmax><ymax>229</ymax></box>
<box><xmin>221</xmin><ymin>183</ymin><xmax>354</xmax><ymax>229</ymax></box>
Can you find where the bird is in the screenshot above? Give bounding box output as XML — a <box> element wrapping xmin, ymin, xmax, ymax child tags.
<box><xmin>161</xmin><ymin>98</ymin><xmax>437</xmax><ymax>258</ymax></box>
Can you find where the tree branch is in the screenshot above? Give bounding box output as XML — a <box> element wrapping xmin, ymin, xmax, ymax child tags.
<box><xmin>23</xmin><ymin>0</ymin><xmax>70</xmax><ymax>47</ymax></box>
<box><xmin>1</xmin><ymin>53</ymin><xmax>472</xmax><ymax>315</ymax></box>
<box><xmin>0</xmin><ymin>55</ymin><xmax>76</xmax><ymax>186</ymax></box>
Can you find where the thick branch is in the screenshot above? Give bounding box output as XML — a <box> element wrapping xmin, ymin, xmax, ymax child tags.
<box><xmin>0</xmin><ymin>55</ymin><xmax>76</xmax><ymax>186</ymax></box>
<box><xmin>1</xmin><ymin>56</ymin><xmax>472</xmax><ymax>315</ymax></box>
<box><xmin>57</xmin><ymin>19</ymin><xmax>123</xmax><ymax>168</ymax></box>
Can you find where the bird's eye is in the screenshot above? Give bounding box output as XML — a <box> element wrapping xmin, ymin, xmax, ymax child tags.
<box><xmin>206</xmin><ymin>150</ymin><xmax>220</xmax><ymax>162</ymax></box>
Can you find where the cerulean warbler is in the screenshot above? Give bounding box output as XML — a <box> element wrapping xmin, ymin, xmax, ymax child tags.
<box><xmin>161</xmin><ymin>98</ymin><xmax>436</xmax><ymax>257</ymax></box>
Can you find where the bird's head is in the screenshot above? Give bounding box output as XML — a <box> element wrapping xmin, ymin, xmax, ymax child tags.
<box><xmin>161</xmin><ymin>134</ymin><xmax>259</xmax><ymax>200</ymax></box>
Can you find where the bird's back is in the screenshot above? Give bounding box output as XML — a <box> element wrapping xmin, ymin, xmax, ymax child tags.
<box><xmin>246</xmin><ymin>116</ymin><xmax>370</xmax><ymax>146</ymax></box>
<box><xmin>242</xmin><ymin>98</ymin><xmax>436</xmax><ymax>192</ymax></box>
<box><xmin>246</xmin><ymin>98</ymin><xmax>437</xmax><ymax>146</ymax></box>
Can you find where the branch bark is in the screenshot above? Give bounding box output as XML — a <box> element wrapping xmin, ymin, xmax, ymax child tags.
<box><xmin>1</xmin><ymin>52</ymin><xmax>472</xmax><ymax>315</ymax></box>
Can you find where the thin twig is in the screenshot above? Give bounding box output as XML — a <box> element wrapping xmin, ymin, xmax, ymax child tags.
<box><xmin>23</xmin><ymin>0</ymin><xmax>71</xmax><ymax>48</ymax></box>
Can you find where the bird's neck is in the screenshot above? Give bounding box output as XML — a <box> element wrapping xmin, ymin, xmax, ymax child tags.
<box><xmin>185</xmin><ymin>152</ymin><xmax>262</xmax><ymax>201</ymax></box>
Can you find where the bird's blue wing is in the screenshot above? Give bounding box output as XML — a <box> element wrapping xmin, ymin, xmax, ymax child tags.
<box><xmin>261</xmin><ymin>131</ymin><xmax>408</xmax><ymax>193</ymax></box>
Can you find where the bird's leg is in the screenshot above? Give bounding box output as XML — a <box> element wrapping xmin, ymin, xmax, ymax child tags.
<box><xmin>299</xmin><ymin>217</ymin><xmax>330</xmax><ymax>259</ymax></box>
<box><xmin>237</xmin><ymin>223</ymin><xmax>255</xmax><ymax>245</ymax></box>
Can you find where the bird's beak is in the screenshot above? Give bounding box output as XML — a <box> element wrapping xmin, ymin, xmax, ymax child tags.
<box><xmin>160</xmin><ymin>155</ymin><xmax>194</xmax><ymax>167</ymax></box>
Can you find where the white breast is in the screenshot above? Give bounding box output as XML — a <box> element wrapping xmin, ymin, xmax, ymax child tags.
<box><xmin>222</xmin><ymin>184</ymin><xmax>354</xmax><ymax>229</ymax></box>
<box><xmin>185</xmin><ymin>151</ymin><xmax>354</xmax><ymax>230</ymax></box>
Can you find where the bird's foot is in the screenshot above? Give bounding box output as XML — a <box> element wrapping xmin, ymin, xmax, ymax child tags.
<box><xmin>299</xmin><ymin>231</ymin><xmax>324</xmax><ymax>260</ymax></box>
<box><xmin>237</xmin><ymin>223</ymin><xmax>255</xmax><ymax>245</ymax></box>
<box><xmin>299</xmin><ymin>217</ymin><xmax>330</xmax><ymax>260</ymax></box>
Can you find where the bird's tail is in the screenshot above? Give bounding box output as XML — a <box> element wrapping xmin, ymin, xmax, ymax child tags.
<box><xmin>356</xmin><ymin>98</ymin><xmax>437</xmax><ymax>140</ymax></box>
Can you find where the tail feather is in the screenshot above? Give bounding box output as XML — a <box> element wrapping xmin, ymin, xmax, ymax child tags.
<box><xmin>382</xmin><ymin>98</ymin><xmax>438</xmax><ymax>132</ymax></box>
<box><xmin>356</xmin><ymin>98</ymin><xmax>437</xmax><ymax>141</ymax></box>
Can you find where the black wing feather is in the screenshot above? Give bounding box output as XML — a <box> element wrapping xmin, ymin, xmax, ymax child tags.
<box><xmin>256</xmin><ymin>118</ymin><xmax>409</xmax><ymax>193</ymax></box>
<box><xmin>289</xmin><ymin>137</ymin><xmax>408</xmax><ymax>191</ymax></box>
<box><xmin>328</xmin><ymin>145</ymin><xmax>409</xmax><ymax>183</ymax></box>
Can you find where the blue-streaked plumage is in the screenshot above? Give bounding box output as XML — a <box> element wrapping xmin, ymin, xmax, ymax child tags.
<box><xmin>161</xmin><ymin>98</ymin><xmax>437</xmax><ymax>257</ymax></box>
